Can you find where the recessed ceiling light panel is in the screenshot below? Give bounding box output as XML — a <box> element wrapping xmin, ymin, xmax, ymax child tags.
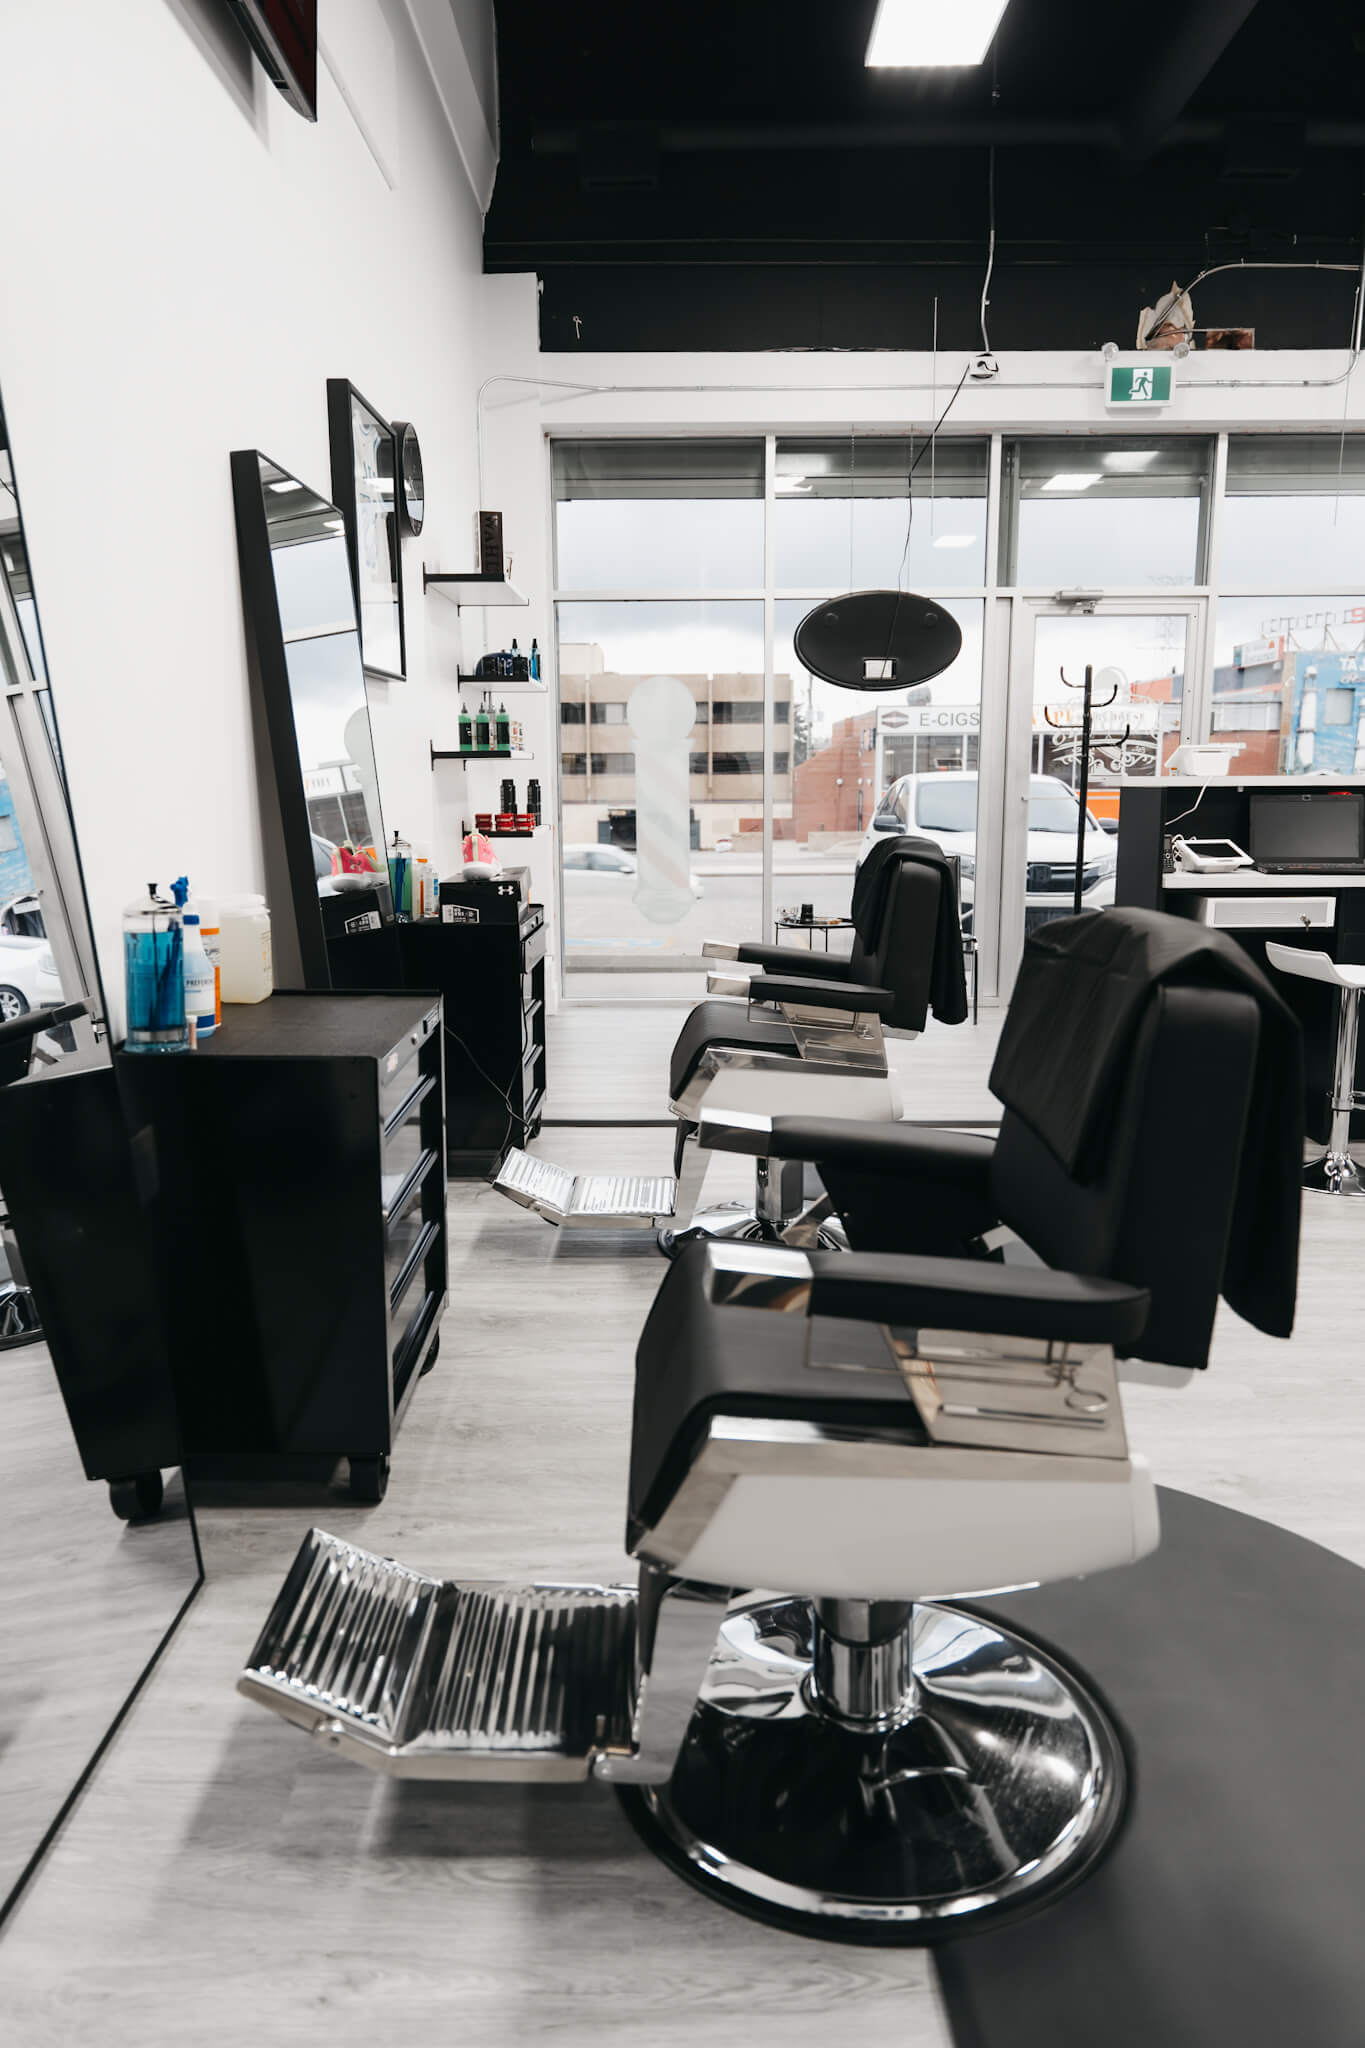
<box><xmin>865</xmin><ymin>0</ymin><xmax>1011</xmax><ymax>68</ymax></box>
<box><xmin>1041</xmin><ymin>472</ymin><xmax>1103</xmax><ymax>492</ymax></box>
<box><xmin>932</xmin><ymin>533</ymin><xmax>978</xmax><ymax>548</ymax></box>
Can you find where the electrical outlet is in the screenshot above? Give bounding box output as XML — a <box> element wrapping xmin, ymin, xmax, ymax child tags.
<box><xmin>968</xmin><ymin>352</ymin><xmax>1000</xmax><ymax>380</ymax></box>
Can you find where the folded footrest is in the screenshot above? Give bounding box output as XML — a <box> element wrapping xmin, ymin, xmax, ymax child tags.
<box><xmin>494</xmin><ymin>1147</ymin><xmax>677</xmax><ymax>1226</ymax></box>
<box><xmin>239</xmin><ymin>1529</ymin><xmax>638</xmax><ymax>1779</ymax></box>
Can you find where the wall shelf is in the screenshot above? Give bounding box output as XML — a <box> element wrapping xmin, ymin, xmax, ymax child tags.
<box><xmin>430</xmin><ymin>746</ymin><xmax>534</xmax><ymax>765</ymax></box>
<box><xmin>423</xmin><ymin>570</ymin><xmax>528</xmax><ymax>609</ymax></box>
<box><xmin>455</xmin><ymin>672</ymin><xmax>546</xmax><ymax>694</ymax></box>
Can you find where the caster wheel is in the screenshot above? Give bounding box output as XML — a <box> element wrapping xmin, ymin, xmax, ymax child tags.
<box><xmin>349</xmin><ymin>1453</ymin><xmax>390</xmax><ymax>1504</ymax></box>
<box><xmin>109</xmin><ymin>1470</ymin><xmax>164</xmax><ymax>1522</ymax></box>
<box><xmin>657</xmin><ymin>1228</ymin><xmax>680</xmax><ymax>1260</ymax></box>
<box><xmin>420</xmin><ymin>1336</ymin><xmax>440</xmax><ymax>1376</ymax></box>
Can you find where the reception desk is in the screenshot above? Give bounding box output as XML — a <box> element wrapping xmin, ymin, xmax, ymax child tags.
<box><xmin>1117</xmin><ymin>779</ymin><xmax>1365</xmax><ymax>1141</ymax></box>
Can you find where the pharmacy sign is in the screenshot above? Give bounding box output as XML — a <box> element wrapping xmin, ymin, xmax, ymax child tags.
<box><xmin>1106</xmin><ymin>361</ymin><xmax>1175</xmax><ymax>406</ymax></box>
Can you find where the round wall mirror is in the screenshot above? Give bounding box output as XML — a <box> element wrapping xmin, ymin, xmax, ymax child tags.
<box><xmin>394</xmin><ymin>421</ymin><xmax>424</xmax><ymax>536</ymax></box>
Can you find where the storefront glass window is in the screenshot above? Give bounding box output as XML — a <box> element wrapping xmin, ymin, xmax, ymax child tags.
<box><xmin>553</xmin><ymin>441</ymin><xmax>764</xmax><ymax>591</ymax></box>
<box><xmin>1212</xmin><ymin>595</ymin><xmax>1365</xmax><ymax>775</ymax></box>
<box><xmin>1221</xmin><ymin>435</ymin><xmax>1365</xmax><ymax>589</ymax></box>
<box><xmin>775</xmin><ymin>437</ymin><xmax>988</xmax><ymax>590</ymax></box>
<box><xmin>1003</xmin><ymin>437</ymin><xmax>1212</xmax><ymax>589</ymax></box>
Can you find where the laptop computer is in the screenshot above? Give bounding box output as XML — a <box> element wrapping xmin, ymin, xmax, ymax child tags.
<box><xmin>1249</xmin><ymin>790</ymin><xmax>1365</xmax><ymax>873</ymax></box>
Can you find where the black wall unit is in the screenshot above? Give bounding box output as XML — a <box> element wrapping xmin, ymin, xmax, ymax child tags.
<box><xmin>396</xmin><ymin>911</ymin><xmax>546</xmax><ymax>1176</ymax></box>
<box><xmin>117</xmin><ymin>992</ymin><xmax>446</xmax><ymax>1501</ymax></box>
<box><xmin>1117</xmin><ymin>784</ymin><xmax>1365</xmax><ymax>1142</ymax></box>
<box><xmin>0</xmin><ymin>1062</ymin><xmax>182</xmax><ymax>1494</ymax></box>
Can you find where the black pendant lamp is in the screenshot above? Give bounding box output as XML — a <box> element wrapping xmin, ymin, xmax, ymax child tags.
<box><xmin>794</xmin><ymin>589</ymin><xmax>962</xmax><ymax>691</ymax></box>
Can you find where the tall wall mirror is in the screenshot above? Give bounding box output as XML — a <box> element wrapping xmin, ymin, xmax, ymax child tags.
<box><xmin>0</xmin><ymin>387</ymin><xmax>202</xmax><ymax>1927</ymax></box>
<box><xmin>232</xmin><ymin>450</ymin><xmax>393</xmax><ymax>988</ymax></box>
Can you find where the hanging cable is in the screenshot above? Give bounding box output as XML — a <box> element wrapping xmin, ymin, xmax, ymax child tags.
<box><xmin>980</xmin><ymin>147</ymin><xmax>997</xmax><ymax>354</ymax></box>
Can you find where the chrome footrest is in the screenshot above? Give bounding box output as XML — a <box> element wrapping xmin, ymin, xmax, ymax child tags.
<box><xmin>239</xmin><ymin>1530</ymin><xmax>637</xmax><ymax>1780</ymax></box>
<box><xmin>493</xmin><ymin>1148</ymin><xmax>677</xmax><ymax>1226</ymax></box>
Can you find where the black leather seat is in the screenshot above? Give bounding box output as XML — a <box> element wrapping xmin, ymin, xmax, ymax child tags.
<box><xmin>668</xmin><ymin>1001</ymin><xmax>798</xmax><ymax>1105</ymax></box>
<box><xmin>730</xmin><ymin>907</ymin><xmax>1303</xmax><ymax>1369</ymax></box>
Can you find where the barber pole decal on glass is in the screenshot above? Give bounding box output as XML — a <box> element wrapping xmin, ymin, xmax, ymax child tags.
<box><xmin>627</xmin><ymin>675</ymin><xmax>697</xmax><ymax>925</ymax></box>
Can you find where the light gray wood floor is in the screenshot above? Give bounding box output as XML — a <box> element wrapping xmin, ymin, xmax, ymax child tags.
<box><xmin>2</xmin><ymin>1004</ymin><xmax>1362</xmax><ymax>2044</ymax></box>
<box><xmin>0</xmin><ymin>1342</ymin><xmax>199</xmax><ymax>1915</ymax></box>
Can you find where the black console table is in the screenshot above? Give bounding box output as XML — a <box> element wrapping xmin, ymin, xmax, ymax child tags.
<box><xmin>117</xmin><ymin>990</ymin><xmax>447</xmax><ymax>1502</ymax></box>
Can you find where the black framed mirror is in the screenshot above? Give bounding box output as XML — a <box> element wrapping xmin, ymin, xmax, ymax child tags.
<box><xmin>0</xmin><ymin>385</ymin><xmax>202</xmax><ymax>1928</ymax></box>
<box><xmin>326</xmin><ymin>379</ymin><xmax>405</xmax><ymax>680</ymax></box>
<box><xmin>231</xmin><ymin>449</ymin><xmax>394</xmax><ymax>988</ymax></box>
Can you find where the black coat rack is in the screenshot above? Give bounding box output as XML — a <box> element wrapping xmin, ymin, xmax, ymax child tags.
<box><xmin>1045</xmin><ymin>666</ymin><xmax>1129</xmax><ymax>916</ymax></box>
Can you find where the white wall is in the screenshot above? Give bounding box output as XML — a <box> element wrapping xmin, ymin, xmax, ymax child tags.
<box><xmin>475</xmin><ymin>273</ymin><xmax>1365</xmax><ymax>999</ymax></box>
<box><xmin>0</xmin><ymin>0</ymin><xmax>493</xmax><ymax>1022</ymax></box>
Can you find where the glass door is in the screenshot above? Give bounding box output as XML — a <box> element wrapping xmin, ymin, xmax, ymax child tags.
<box><xmin>998</xmin><ymin>598</ymin><xmax>1205</xmax><ymax>995</ymax></box>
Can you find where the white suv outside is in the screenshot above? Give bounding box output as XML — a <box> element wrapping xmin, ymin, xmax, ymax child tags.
<box><xmin>859</xmin><ymin>770</ymin><xmax>1118</xmax><ymax>933</ymax></box>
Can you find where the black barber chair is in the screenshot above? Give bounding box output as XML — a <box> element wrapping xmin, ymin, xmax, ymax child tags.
<box><xmin>492</xmin><ymin>836</ymin><xmax>966</xmax><ymax>1243</ymax></box>
<box><xmin>239</xmin><ymin>908</ymin><xmax>1302</xmax><ymax>1941</ymax></box>
<box><xmin>662</xmin><ymin>835</ymin><xmax>968</xmax><ymax>1249</ymax></box>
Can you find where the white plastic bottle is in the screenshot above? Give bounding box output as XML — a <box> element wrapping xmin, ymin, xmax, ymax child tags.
<box><xmin>198</xmin><ymin>899</ymin><xmax>223</xmax><ymax>1026</ymax></box>
<box><xmin>181</xmin><ymin>912</ymin><xmax>217</xmax><ymax>1041</ymax></box>
<box><xmin>218</xmin><ymin>895</ymin><xmax>273</xmax><ymax>1003</ymax></box>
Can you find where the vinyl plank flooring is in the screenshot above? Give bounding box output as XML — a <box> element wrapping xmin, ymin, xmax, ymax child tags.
<box><xmin>3</xmin><ymin>1014</ymin><xmax>1362</xmax><ymax>2043</ymax></box>
<box><xmin>0</xmin><ymin>1342</ymin><xmax>199</xmax><ymax>1913</ymax></box>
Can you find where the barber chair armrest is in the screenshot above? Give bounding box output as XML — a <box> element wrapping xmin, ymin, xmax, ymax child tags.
<box><xmin>0</xmin><ymin>1000</ymin><xmax>86</xmax><ymax>1051</ymax></box>
<box><xmin>805</xmin><ymin>1250</ymin><xmax>1151</xmax><ymax>1348</ymax></box>
<box><xmin>695</xmin><ymin>1107</ymin><xmax>775</xmax><ymax>1157</ymax></box>
<box><xmin>734</xmin><ymin>943</ymin><xmax>857</xmax><ymax>982</ymax></box>
<box><xmin>747</xmin><ymin>976</ymin><xmax>893</xmax><ymax>1018</ymax></box>
<box><xmin>768</xmin><ymin>1116</ymin><xmax>994</xmax><ymax>1185</ymax></box>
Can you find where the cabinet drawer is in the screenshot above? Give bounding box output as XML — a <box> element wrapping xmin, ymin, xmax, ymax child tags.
<box><xmin>381</xmin><ymin>1074</ymin><xmax>437</xmax><ymax>1217</ymax></box>
<box><xmin>1197</xmin><ymin>894</ymin><xmax>1334</xmax><ymax>930</ymax></box>
<box><xmin>392</xmin><ymin>1286</ymin><xmax>440</xmax><ymax>1394</ymax></box>
<box><xmin>385</xmin><ymin>1157</ymin><xmax>440</xmax><ymax>1302</ymax></box>
<box><xmin>378</xmin><ymin>1005</ymin><xmax>440</xmax><ymax>1127</ymax></box>
<box><xmin>389</xmin><ymin>1216</ymin><xmax>441</xmax><ymax>1319</ymax></box>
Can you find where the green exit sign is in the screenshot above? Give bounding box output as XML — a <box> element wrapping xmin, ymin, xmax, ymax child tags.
<box><xmin>1106</xmin><ymin>361</ymin><xmax>1175</xmax><ymax>406</ymax></box>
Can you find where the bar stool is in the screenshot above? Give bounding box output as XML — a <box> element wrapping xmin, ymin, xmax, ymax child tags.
<box><xmin>1266</xmin><ymin>943</ymin><xmax>1365</xmax><ymax>1197</ymax></box>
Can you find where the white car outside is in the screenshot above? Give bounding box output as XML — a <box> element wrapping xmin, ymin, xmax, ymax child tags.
<box><xmin>859</xmin><ymin>770</ymin><xmax>1118</xmax><ymax>930</ymax></box>
<box><xmin>0</xmin><ymin>935</ymin><xmax>63</xmax><ymax>1020</ymax></box>
<box><xmin>563</xmin><ymin>845</ymin><xmax>704</xmax><ymax>899</ymax></box>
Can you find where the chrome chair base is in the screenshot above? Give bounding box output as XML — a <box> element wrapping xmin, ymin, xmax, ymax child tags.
<box><xmin>1301</xmin><ymin>1150</ymin><xmax>1365</xmax><ymax>1197</ymax></box>
<box><xmin>658</xmin><ymin>1206</ymin><xmax>849</xmax><ymax>1259</ymax></box>
<box><xmin>619</xmin><ymin>1595</ymin><xmax>1128</xmax><ymax>1945</ymax></box>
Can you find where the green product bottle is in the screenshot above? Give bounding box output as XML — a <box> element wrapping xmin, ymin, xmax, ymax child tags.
<box><xmin>458</xmin><ymin>699</ymin><xmax>474</xmax><ymax>751</ymax></box>
<box><xmin>474</xmin><ymin>692</ymin><xmax>491</xmax><ymax>752</ymax></box>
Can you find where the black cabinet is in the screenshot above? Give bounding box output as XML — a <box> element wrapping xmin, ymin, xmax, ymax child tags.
<box><xmin>0</xmin><ymin>1061</ymin><xmax>183</xmax><ymax>1510</ymax></box>
<box><xmin>117</xmin><ymin>991</ymin><xmax>446</xmax><ymax>1501</ymax></box>
<box><xmin>397</xmin><ymin>908</ymin><xmax>547</xmax><ymax>1176</ymax></box>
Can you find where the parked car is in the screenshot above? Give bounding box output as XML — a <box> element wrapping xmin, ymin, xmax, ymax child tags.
<box><xmin>0</xmin><ymin>934</ymin><xmax>63</xmax><ymax>1020</ymax></box>
<box><xmin>563</xmin><ymin>844</ymin><xmax>704</xmax><ymax>898</ymax></box>
<box><xmin>0</xmin><ymin>891</ymin><xmax>45</xmax><ymax>938</ymax></box>
<box><xmin>859</xmin><ymin>770</ymin><xmax>1117</xmax><ymax>933</ymax></box>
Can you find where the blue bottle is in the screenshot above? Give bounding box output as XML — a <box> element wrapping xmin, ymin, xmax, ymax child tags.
<box><xmin>123</xmin><ymin>885</ymin><xmax>188</xmax><ymax>1052</ymax></box>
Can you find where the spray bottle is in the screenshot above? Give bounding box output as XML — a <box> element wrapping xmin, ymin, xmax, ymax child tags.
<box><xmin>172</xmin><ymin>879</ymin><xmax>217</xmax><ymax>1044</ymax></box>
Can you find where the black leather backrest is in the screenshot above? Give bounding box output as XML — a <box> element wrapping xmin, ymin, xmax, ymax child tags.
<box><xmin>847</xmin><ymin>858</ymin><xmax>941</xmax><ymax>1032</ymax></box>
<box><xmin>989</xmin><ymin>984</ymin><xmax>1260</xmax><ymax>1369</ymax></box>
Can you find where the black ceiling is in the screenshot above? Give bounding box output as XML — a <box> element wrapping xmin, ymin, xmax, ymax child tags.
<box><xmin>486</xmin><ymin>0</ymin><xmax>1365</xmax><ymax>353</ymax></box>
